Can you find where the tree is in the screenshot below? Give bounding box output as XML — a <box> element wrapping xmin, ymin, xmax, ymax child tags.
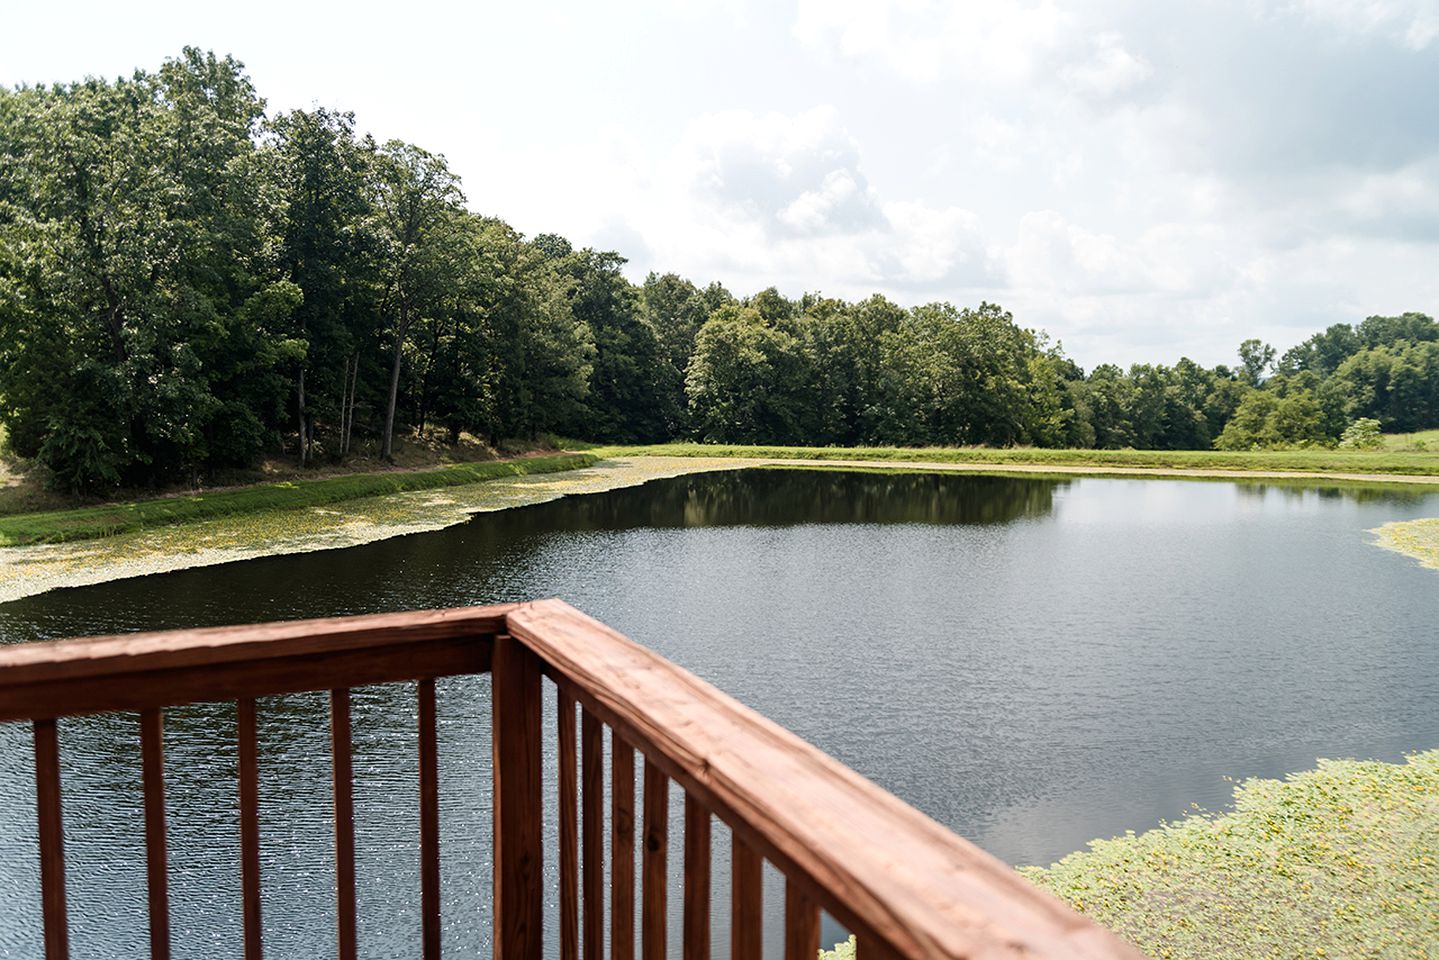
<box><xmin>1238</xmin><ymin>339</ymin><xmax>1275</xmax><ymax>385</ymax></box>
<box><xmin>371</xmin><ymin>141</ymin><xmax>463</xmax><ymax>460</ymax></box>
<box><xmin>266</xmin><ymin>107</ymin><xmax>377</xmax><ymax>463</ymax></box>
<box><xmin>543</xmin><ymin>244</ymin><xmax>677</xmax><ymax>442</ymax></box>
<box><xmin>686</xmin><ymin>305</ymin><xmax>813</xmax><ymax>443</ymax></box>
<box><xmin>1338</xmin><ymin>418</ymin><xmax>1384</xmax><ymax>450</ymax></box>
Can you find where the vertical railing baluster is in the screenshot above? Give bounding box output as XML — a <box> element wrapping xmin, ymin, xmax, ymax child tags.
<box><xmin>417</xmin><ymin>678</ymin><xmax>441</xmax><ymax>960</ymax></box>
<box><xmin>33</xmin><ymin>718</ymin><xmax>68</xmax><ymax>960</ymax></box>
<box><xmin>493</xmin><ymin>639</ymin><xmax>542</xmax><ymax>960</ymax></box>
<box><xmin>783</xmin><ymin>880</ymin><xmax>819</xmax><ymax>960</ymax></box>
<box><xmin>237</xmin><ymin>698</ymin><xmax>263</xmax><ymax>960</ymax></box>
<box><xmin>682</xmin><ymin>795</ymin><xmax>710</xmax><ymax>960</ymax></box>
<box><xmin>731</xmin><ymin>835</ymin><xmax>762</xmax><ymax>960</ymax></box>
<box><xmin>558</xmin><ymin>688</ymin><xmax>579</xmax><ymax>960</ymax></box>
<box><xmin>581</xmin><ymin>709</ymin><xmax>604</xmax><ymax>960</ymax></box>
<box><xmin>330</xmin><ymin>690</ymin><xmax>357</xmax><ymax>960</ymax></box>
<box><xmin>139</xmin><ymin>708</ymin><xmax>170</xmax><ymax>960</ymax></box>
<box><xmin>641</xmin><ymin>760</ymin><xmax>668</xmax><ymax>960</ymax></box>
<box><xmin>611</xmin><ymin>732</ymin><xmax>635</xmax><ymax>960</ymax></box>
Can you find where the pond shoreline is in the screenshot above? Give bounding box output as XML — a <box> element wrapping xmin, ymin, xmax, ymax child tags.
<box><xmin>5</xmin><ymin>454</ymin><xmax>1438</xmax><ymax>604</ymax></box>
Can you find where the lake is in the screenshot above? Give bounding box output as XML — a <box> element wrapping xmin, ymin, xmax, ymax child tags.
<box><xmin>2</xmin><ymin>468</ymin><xmax>1437</xmax><ymax>957</ymax></box>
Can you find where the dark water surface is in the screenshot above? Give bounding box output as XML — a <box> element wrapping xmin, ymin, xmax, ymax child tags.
<box><xmin>2</xmin><ymin>469</ymin><xmax>1437</xmax><ymax>958</ymax></box>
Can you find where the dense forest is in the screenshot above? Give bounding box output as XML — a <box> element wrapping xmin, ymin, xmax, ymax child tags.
<box><xmin>2</xmin><ymin>50</ymin><xmax>1437</xmax><ymax>492</ymax></box>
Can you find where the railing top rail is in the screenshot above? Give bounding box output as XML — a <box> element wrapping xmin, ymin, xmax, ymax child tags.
<box><xmin>507</xmin><ymin>599</ymin><xmax>1143</xmax><ymax>960</ymax></box>
<box><xmin>0</xmin><ymin>604</ymin><xmax>514</xmax><ymax>688</ymax></box>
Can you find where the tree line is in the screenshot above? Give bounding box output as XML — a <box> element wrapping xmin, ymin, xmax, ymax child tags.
<box><xmin>1</xmin><ymin>50</ymin><xmax>1435</xmax><ymax>492</ymax></box>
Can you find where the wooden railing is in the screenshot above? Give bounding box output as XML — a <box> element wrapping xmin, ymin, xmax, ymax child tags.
<box><xmin>0</xmin><ymin>600</ymin><xmax>1144</xmax><ymax>960</ymax></box>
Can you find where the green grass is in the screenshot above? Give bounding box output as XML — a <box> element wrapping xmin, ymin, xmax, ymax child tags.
<box><xmin>0</xmin><ymin>453</ymin><xmax>597</xmax><ymax>547</ymax></box>
<box><xmin>1022</xmin><ymin>751</ymin><xmax>1439</xmax><ymax>960</ymax></box>
<box><xmin>592</xmin><ymin>442</ymin><xmax>1439</xmax><ymax>477</ymax></box>
<box><xmin>1384</xmin><ymin>429</ymin><xmax>1439</xmax><ymax>451</ymax></box>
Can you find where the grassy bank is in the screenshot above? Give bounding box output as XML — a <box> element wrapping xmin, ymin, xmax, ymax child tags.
<box><xmin>589</xmin><ymin>442</ymin><xmax>1439</xmax><ymax>477</ymax></box>
<box><xmin>1021</xmin><ymin>751</ymin><xmax>1439</xmax><ymax>960</ymax></box>
<box><xmin>0</xmin><ymin>453</ymin><xmax>597</xmax><ymax>546</ymax></box>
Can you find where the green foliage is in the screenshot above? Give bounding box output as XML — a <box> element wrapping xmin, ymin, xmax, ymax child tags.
<box><xmin>1214</xmin><ymin>382</ymin><xmax>1329</xmax><ymax>450</ymax></box>
<box><xmin>0</xmin><ymin>453</ymin><xmax>596</xmax><ymax>546</ymax></box>
<box><xmin>3</xmin><ymin>51</ymin><xmax>1438</xmax><ymax>496</ymax></box>
<box><xmin>1339</xmin><ymin>418</ymin><xmax>1385</xmax><ymax>449</ymax></box>
<box><xmin>1023</xmin><ymin>751</ymin><xmax>1439</xmax><ymax>960</ymax></box>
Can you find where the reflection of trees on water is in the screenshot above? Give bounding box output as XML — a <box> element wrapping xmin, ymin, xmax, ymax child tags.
<box><xmin>1234</xmin><ymin>481</ymin><xmax>1432</xmax><ymax>506</ymax></box>
<box><xmin>476</xmin><ymin>468</ymin><xmax>1065</xmax><ymax>534</ymax></box>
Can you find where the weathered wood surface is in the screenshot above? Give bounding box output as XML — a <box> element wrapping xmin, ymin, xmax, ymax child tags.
<box><xmin>506</xmin><ymin>599</ymin><xmax>1145</xmax><ymax>960</ymax></box>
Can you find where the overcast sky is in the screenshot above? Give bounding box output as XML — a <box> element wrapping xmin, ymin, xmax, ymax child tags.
<box><xmin>4</xmin><ymin>1</ymin><xmax>1437</xmax><ymax>368</ymax></box>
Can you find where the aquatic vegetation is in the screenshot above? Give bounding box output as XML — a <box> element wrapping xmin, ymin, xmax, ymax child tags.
<box><xmin>1022</xmin><ymin>751</ymin><xmax>1439</xmax><ymax>960</ymax></box>
<box><xmin>0</xmin><ymin>456</ymin><xmax>748</xmax><ymax>602</ymax></box>
<box><xmin>0</xmin><ymin>454</ymin><xmax>596</xmax><ymax>546</ymax></box>
<box><xmin>1372</xmin><ymin>518</ymin><xmax>1439</xmax><ymax>572</ymax></box>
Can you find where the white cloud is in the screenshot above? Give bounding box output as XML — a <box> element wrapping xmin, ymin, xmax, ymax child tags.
<box><xmin>791</xmin><ymin>0</ymin><xmax>1075</xmax><ymax>85</ymax></box>
<box><xmin>1286</xmin><ymin>0</ymin><xmax>1439</xmax><ymax>49</ymax></box>
<box><xmin>1062</xmin><ymin>33</ymin><xmax>1152</xmax><ymax>99</ymax></box>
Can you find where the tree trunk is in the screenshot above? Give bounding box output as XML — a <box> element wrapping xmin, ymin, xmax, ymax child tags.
<box><xmin>344</xmin><ymin>354</ymin><xmax>359</xmax><ymax>454</ymax></box>
<box><xmin>296</xmin><ymin>367</ymin><xmax>308</xmax><ymax>466</ymax></box>
<box><xmin>382</xmin><ymin>309</ymin><xmax>407</xmax><ymax>461</ymax></box>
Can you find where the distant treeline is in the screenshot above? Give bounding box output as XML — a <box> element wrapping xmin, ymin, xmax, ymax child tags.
<box><xmin>1</xmin><ymin>50</ymin><xmax>1436</xmax><ymax>492</ymax></box>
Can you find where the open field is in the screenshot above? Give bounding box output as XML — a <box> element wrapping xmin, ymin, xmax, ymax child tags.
<box><xmin>0</xmin><ymin>453</ymin><xmax>595</xmax><ymax>546</ymax></box>
<box><xmin>1384</xmin><ymin>428</ymin><xmax>1439</xmax><ymax>451</ymax></box>
<box><xmin>1019</xmin><ymin>751</ymin><xmax>1439</xmax><ymax>960</ymax></box>
<box><xmin>589</xmin><ymin>442</ymin><xmax>1439</xmax><ymax>477</ymax></box>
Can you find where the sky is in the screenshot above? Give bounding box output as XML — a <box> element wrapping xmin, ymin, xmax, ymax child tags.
<box><xmin>3</xmin><ymin>0</ymin><xmax>1438</xmax><ymax>369</ymax></box>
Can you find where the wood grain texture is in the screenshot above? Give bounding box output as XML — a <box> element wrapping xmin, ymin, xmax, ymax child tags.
<box><xmin>418</xmin><ymin>678</ymin><xmax>441</xmax><ymax>960</ymax></box>
<box><xmin>506</xmin><ymin>600</ymin><xmax>1144</xmax><ymax>960</ymax></box>
<box><xmin>784</xmin><ymin>880</ymin><xmax>819</xmax><ymax>960</ymax></box>
<box><xmin>139</xmin><ymin>709</ymin><xmax>170</xmax><ymax>960</ymax></box>
<box><xmin>611</xmin><ymin>730</ymin><xmax>636</xmax><ymax>960</ymax></box>
<box><xmin>33</xmin><ymin>718</ymin><xmax>68</xmax><ymax>960</ymax></box>
<box><xmin>492</xmin><ymin>638</ymin><xmax>543</xmax><ymax>960</ymax></box>
<box><xmin>682</xmin><ymin>795</ymin><xmax>710</xmax><ymax>960</ymax></box>
<box><xmin>731</xmin><ymin>836</ymin><xmax>762</xmax><ymax>960</ymax></box>
<box><xmin>237</xmin><ymin>699</ymin><xmax>262</xmax><ymax>960</ymax></box>
<box><xmin>0</xmin><ymin>604</ymin><xmax>513</xmax><ymax>685</ymax></box>
<box><xmin>0</xmin><ymin>637</ymin><xmax>492</xmax><ymax>722</ymax></box>
<box><xmin>558</xmin><ymin>687</ymin><xmax>580</xmax><ymax>960</ymax></box>
<box><xmin>641</xmin><ymin>759</ymin><xmax>668</xmax><ymax>960</ymax></box>
<box><xmin>330</xmin><ymin>690</ymin><xmax>357</xmax><ymax>960</ymax></box>
<box><xmin>581</xmin><ymin>708</ymin><xmax>604</xmax><ymax>960</ymax></box>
